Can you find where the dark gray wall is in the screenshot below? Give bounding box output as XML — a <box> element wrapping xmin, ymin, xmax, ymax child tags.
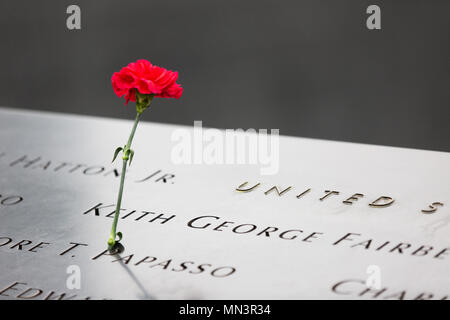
<box><xmin>0</xmin><ymin>0</ymin><xmax>449</xmax><ymax>151</ymax></box>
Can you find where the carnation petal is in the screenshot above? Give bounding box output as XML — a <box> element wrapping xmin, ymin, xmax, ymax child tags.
<box><xmin>125</xmin><ymin>89</ymin><xmax>136</xmax><ymax>105</ymax></box>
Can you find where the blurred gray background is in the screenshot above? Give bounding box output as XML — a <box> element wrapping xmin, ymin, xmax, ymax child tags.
<box><xmin>0</xmin><ymin>0</ymin><xmax>449</xmax><ymax>151</ymax></box>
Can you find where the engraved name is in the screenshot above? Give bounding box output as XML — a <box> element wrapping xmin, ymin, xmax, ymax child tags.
<box><xmin>236</xmin><ymin>181</ymin><xmax>445</xmax><ymax>214</ymax></box>
<box><xmin>332</xmin><ymin>278</ymin><xmax>449</xmax><ymax>300</ymax></box>
<box><xmin>3</xmin><ymin>153</ymin><xmax>176</xmax><ymax>184</ymax></box>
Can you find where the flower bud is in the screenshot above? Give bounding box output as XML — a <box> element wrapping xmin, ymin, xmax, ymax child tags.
<box><xmin>135</xmin><ymin>90</ymin><xmax>154</xmax><ymax>114</ymax></box>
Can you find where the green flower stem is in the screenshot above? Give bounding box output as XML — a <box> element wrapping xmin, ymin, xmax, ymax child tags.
<box><xmin>108</xmin><ymin>112</ymin><xmax>141</xmax><ymax>248</ymax></box>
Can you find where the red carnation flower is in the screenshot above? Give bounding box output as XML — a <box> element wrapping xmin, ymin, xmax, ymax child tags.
<box><xmin>107</xmin><ymin>59</ymin><xmax>183</xmax><ymax>249</ymax></box>
<box><xmin>112</xmin><ymin>59</ymin><xmax>183</xmax><ymax>104</ymax></box>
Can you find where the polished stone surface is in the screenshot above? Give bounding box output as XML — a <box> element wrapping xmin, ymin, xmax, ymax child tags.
<box><xmin>0</xmin><ymin>107</ymin><xmax>449</xmax><ymax>299</ymax></box>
